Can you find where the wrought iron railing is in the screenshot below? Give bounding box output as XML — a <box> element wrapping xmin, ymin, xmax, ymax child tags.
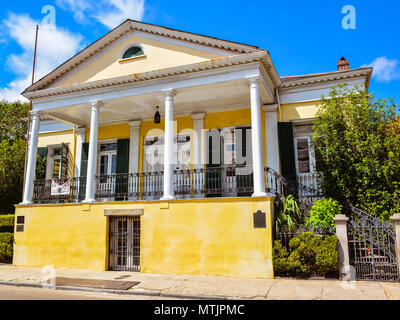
<box><xmin>32</xmin><ymin>166</ymin><xmax>286</xmax><ymax>204</ymax></box>
<box><xmin>32</xmin><ymin>177</ymin><xmax>86</xmax><ymax>204</ymax></box>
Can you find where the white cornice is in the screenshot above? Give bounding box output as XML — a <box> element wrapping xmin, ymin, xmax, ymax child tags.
<box><xmin>279</xmin><ymin>68</ymin><xmax>372</xmax><ymax>90</ymax></box>
<box><xmin>24</xmin><ymin>51</ymin><xmax>280</xmax><ymax>100</ymax></box>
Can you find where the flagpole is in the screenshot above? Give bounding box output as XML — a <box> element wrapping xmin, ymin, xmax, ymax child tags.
<box><xmin>22</xmin><ymin>24</ymin><xmax>39</xmax><ymax>199</ymax></box>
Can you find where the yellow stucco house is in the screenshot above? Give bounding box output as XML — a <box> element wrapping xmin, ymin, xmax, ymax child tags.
<box><xmin>14</xmin><ymin>20</ymin><xmax>372</xmax><ymax>278</ymax></box>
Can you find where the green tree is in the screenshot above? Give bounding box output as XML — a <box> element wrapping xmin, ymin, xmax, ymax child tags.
<box><xmin>312</xmin><ymin>85</ymin><xmax>400</xmax><ymax>220</ymax></box>
<box><xmin>0</xmin><ymin>101</ymin><xmax>29</xmax><ymax>213</ymax></box>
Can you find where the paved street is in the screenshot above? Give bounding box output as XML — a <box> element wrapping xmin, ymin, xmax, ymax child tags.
<box><xmin>0</xmin><ymin>285</ymin><xmax>175</xmax><ymax>300</ymax></box>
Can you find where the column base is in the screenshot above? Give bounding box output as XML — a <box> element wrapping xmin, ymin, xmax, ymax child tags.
<box><xmin>82</xmin><ymin>198</ymin><xmax>97</xmax><ymax>203</ymax></box>
<box><xmin>160</xmin><ymin>195</ymin><xmax>176</xmax><ymax>201</ymax></box>
<box><xmin>252</xmin><ymin>192</ymin><xmax>269</xmax><ymax>198</ymax></box>
<box><xmin>20</xmin><ymin>201</ymin><xmax>33</xmax><ymax>205</ymax></box>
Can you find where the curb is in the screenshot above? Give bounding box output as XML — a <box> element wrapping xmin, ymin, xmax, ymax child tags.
<box><xmin>0</xmin><ymin>281</ymin><xmax>228</xmax><ymax>300</ymax></box>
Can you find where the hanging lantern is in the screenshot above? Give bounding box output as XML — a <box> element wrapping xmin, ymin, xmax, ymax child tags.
<box><xmin>154</xmin><ymin>106</ymin><xmax>161</xmax><ymax>124</ymax></box>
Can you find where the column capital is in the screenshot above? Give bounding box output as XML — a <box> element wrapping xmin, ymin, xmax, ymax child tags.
<box><xmin>90</xmin><ymin>101</ymin><xmax>104</xmax><ymax>108</ymax></box>
<box><xmin>191</xmin><ymin>113</ymin><xmax>205</xmax><ymax>120</ymax></box>
<box><xmin>30</xmin><ymin>110</ymin><xmax>40</xmax><ymax>118</ymax></box>
<box><xmin>128</xmin><ymin>120</ymin><xmax>142</xmax><ymax>128</ymax></box>
<box><xmin>247</xmin><ymin>76</ymin><xmax>260</xmax><ymax>85</ymax></box>
<box><xmin>161</xmin><ymin>89</ymin><xmax>177</xmax><ymax>97</ymax></box>
<box><xmin>262</xmin><ymin>104</ymin><xmax>279</xmax><ymax>112</ymax></box>
<box><xmin>75</xmin><ymin>126</ymin><xmax>86</xmax><ymax>134</ymax></box>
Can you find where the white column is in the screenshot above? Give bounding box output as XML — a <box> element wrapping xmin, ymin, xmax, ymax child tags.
<box><xmin>83</xmin><ymin>101</ymin><xmax>102</xmax><ymax>203</ymax></box>
<box><xmin>21</xmin><ymin>111</ymin><xmax>41</xmax><ymax>205</ymax></box>
<box><xmin>128</xmin><ymin>120</ymin><xmax>141</xmax><ymax>173</ymax></box>
<box><xmin>262</xmin><ymin>104</ymin><xmax>280</xmax><ymax>173</ymax></box>
<box><xmin>74</xmin><ymin>127</ymin><xmax>86</xmax><ymax>177</ymax></box>
<box><xmin>248</xmin><ymin>76</ymin><xmax>267</xmax><ymax>197</ymax></box>
<box><xmin>161</xmin><ymin>89</ymin><xmax>176</xmax><ymax>200</ymax></box>
<box><xmin>191</xmin><ymin>113</ymin><xmax>205</xmax><ymax>169</ymax></box>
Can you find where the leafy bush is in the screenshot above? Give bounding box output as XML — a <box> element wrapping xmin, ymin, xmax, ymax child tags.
<box><xmin>305</xmin><ymin>198</ymin><xmax>341</xmax><ymax>233</ymax></box>
<box><xmin>273</xmin><ymin>232</ymin><xmax>339</xmax><ymax>278</ymax></box>
<box><xmin>0</xmin><ymin>242</ymin><xmax>13</xmax><ymax>262</ymax></box>
<box><xmin>0</xmin><ymin>232</ymin><xmax>13</xmax><ymax>262</ymax></box>
<box><xmin>0</xmin><ymin>233</ymin><xmax>13</xmax><ymax>244</ymax></box>
<box><xmin>0</xmin><ymin>215</ymin><xmax>14</xmax><ymax>233</ymax></box>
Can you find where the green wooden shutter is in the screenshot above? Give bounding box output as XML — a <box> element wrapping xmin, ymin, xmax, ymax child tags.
<box><xmin>277</xmin><ymin>122</ymin><xmax>297</xmax><ymax>181</ymax></box>
<box><xmin>116</xmin><ymin>139</ymin><xmax>130</xmax><ymax>200</ymax></box>
<box><xmin>78</xmin><ymin>142</ymin><xmax>89</xmax><ymax>201</ymax></box>
<box><xmin>60</xmin><ymin>143</ymin><xmax>69</xmax><ymax>178</ymax></box>
<box><xmin>36</xmin><ymin>147</ymin><xmax>48</xmax><ymax>180</ymax></box>
<box><xmin>116</xmin><ymin>139</ymin><xmax>130</xmax><ymax>174</ymax></box>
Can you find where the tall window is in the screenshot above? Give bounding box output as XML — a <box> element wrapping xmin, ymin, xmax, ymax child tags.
<box><xmin>293</xmin><ymin>124</ymin><xmax>315</xmax><ymax>175</ymax></box>
<box><xmin>46</xmin><ymin>144</ymin><xmax>69</xmax><ymax>179</ymax></box>
<box><xmin>98</xmin><ymin>142</ymin><xmax>117</xmax><ymax>176</ymax></box>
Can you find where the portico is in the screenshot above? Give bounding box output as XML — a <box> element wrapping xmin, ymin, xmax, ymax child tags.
<box><xmin>22</xmin><ymin>52</ymin><xmax>282</xmax><ymax>205</ymax></box>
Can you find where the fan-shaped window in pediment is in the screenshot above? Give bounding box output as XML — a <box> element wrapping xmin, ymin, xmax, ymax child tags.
<box><xmin>120</xmin><ymin>45</ymin><xmax>146</xmax><ymax>61</ymax></box>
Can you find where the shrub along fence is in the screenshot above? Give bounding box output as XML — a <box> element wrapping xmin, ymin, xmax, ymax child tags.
<box><xmin>0</xmin><ymin>215</ymin><xmax>14</xmax><ymax>263</ymax></box>
<box><xmin>273</xmin><ymin>231</ymin><xmax>339</xmax><ymax>278</ymax></box>
<box><xmin>273</xmin><ymin>197</ymin><xmax>340</xmax><ymax>278</ymax></box>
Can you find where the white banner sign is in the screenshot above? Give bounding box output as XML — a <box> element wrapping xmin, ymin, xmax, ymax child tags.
<box><xmin>51</xmin><ymin>179</ymin><xmax>71</xmax><ymax>196</ymax></box>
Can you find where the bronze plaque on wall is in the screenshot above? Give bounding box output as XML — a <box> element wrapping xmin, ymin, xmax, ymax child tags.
<box><xmin>253</xmin><ymin>210</ymin><xmax>266</xmax><ymax>228</ymax></box>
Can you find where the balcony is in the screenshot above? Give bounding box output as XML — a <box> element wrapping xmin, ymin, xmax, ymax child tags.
<box><xmin>32</xmin><ymin>167</ymin><xmax>286</xmax><ymax>204</ymax></box>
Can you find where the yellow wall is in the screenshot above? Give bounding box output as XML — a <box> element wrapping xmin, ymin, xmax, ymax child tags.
<box><xmin>14</xmin><ymin>197</ymin><xmax>275</xmax><ymax>279</ymax></box>
<box><xmin>57</xmin><ymin>35</ymin><xmax>224</xmax><ymax>87</ymax></box>
<box><xmin>85</xmin><ymin>123</ymin><xmax>131</xmax><ymax>142</ymax></box>
<box><xmin>279</xmin><ymin>101</ymin><xmax>320</xmax><ymax>122</ymax></box>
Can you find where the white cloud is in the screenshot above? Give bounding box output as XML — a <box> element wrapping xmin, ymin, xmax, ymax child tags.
<box><xmin>362</xmin><ymin>56</ymin><xmax>400</xmax><ymax>83</ymax></box>
<box><xmin>56</xmin><ymin>0</ymin><xmax>91</xmax><ymax>24</ymax></box>
<box><xmin>0</xmin><ymin>13</ymin><xmax>84</xmax><ymax>102</ymax></box>
<box><xmin>56</xmin><ymin>0</ymin><xmax>145</xmax><ymax>29</ymax></box>
<box><xmin>95</xmin><ymin>0</ymin><xmax>145</xmax><ymax>29</ymax></box>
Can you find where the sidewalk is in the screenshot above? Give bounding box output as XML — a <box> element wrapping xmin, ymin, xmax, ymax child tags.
<box><xmin>0</xmin><ymin>264</ymin><xmax>399</xmax><ymax>300</ymax></box>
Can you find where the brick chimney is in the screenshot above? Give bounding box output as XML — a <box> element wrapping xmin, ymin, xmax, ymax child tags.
<box><xmin>337</xmin><ymin>57</ymin><xmax>349</xmax><ymax>71</ymax></box>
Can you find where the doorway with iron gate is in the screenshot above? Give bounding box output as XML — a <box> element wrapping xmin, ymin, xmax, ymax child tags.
<box><xmin>109</xmin><ymin>216</ymin><xmax>140</xmax><ymax>272</ymax></box>
<box><xmin>347</xmin><ymin>207</ymin><xmax>399</xmax><ymax>282</ymax></box>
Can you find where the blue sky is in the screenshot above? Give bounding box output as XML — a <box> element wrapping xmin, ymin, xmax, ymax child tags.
<box><xmin>1</xmin><ymin>0</ymin><xmax>400</xmax><ymax>103</ymax></box>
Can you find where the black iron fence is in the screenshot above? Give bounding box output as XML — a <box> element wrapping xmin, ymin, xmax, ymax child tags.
<box><xmin>32</xmin><ymin>166</ymin><xmax>286</xmax><ymax>204</ymax></box>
